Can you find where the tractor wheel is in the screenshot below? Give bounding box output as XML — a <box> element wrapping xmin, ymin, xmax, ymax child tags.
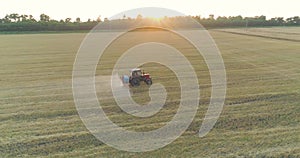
<box><xmin>145</xmin><ymin>78</ymin><xmax>152</xmax><ymax>85</ymax></box>
<box><xmin>130</xmin><ymin>78</ymin><xmax>140</xmax><ymax>87</ymax></box>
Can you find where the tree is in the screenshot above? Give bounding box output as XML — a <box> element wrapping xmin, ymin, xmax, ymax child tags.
<box><xmin>4</xmin><ymin>14</ymin><xmax>11</xmax><ymax>23</ymax></box>
<box><xmin>228</xmin><ymin>15</ymin><xmax>243</xmax><ymax>21</ymax></box>
<box><xmin>270</xmin><ymin>17</ymin><xmax>284</xmax><ymax>26</ymax></box>
<box><xmin>40</xmin><ymin>14</ymin><xmax>50</xmax><ymax>22</ymax></box>
<box><xmin>217</xmin><ymin>16</ymin><xmax>228</xmax><ymax>21</ymax></box>
<box><xmin>76</xmin><ymin>17</ymin><xmax>81</xmax><ymax>23</ymax></box>
<box><xmin>136</xmin><ymin>14</ymin><xmax>143</xmax><ymax>20</ymax></box>
<box><xmin>293</xmin><ymin>16</ymin><xmax>300</xmax><ymax>24</ymax></box>
<box><xmin>287</xmin><ymin>16</ymin><xmax>300</xmax><ymax>25</ymax></box>
<box><xmin>194</xmin><ymin>15</ymin><xmax>201</xmax><ymax>21</ymax></box>
<box><xmin>65</xmin><ymin>18</ymin><xmax>72</xmax><ymax>23</ymax></box>
<box><xmin>254</xmin><ymin>15</ymin><xmax>266</xmax><ymax>21</ymax></box>
<box><xmin>20</xmin><ymin>15</ymin><xmax>28</xmax><ymax>22</ymax></box>
<box><xmin>104</xmin><ymin>17</ymin><xmax>109</xmax><ymax>22</ymax></box>
<box><xmin>28</xmin><ymin>15</ymin><xmax>36</xmax><ymax>22</ymax></box>
<box><xmin>9</xmin><ymin>13</ymin><xmax>19</xmax><ymax>22</ymax></box>
<box><xmin>97</xmin><ymin>16</ymin><xmax>102</xmax><ymax>22</ymax></box>
<box><xmin>277</xmin><ymin>17</ymin><xmax>285</xmax><ymax>25</ymax></box>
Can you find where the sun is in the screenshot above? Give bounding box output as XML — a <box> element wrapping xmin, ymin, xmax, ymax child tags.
<box><xmin>151</xmin><ymin>17</ymin><xmax>164</xmax><ymax>22</ymax></box>
<box><xmin>146</xmin><ymin>16</ymin><xmax>165</xmax><ymax>23</ymax></box>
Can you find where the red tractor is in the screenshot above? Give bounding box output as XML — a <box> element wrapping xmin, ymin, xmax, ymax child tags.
<box><xmin>123</xmin><ymin>68</ymin><xmax>152</xmax><ymax>87</ymax></box>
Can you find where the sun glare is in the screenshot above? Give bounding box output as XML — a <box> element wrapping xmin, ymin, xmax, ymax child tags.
<box><xmin>149</xmin><ymin>16</ymin><xmax>164</xmax><ymax>22</ymax></box>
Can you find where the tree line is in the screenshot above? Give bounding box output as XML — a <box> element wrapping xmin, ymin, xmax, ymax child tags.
<box><xmin>196</xmin><ymin>15</ymin><xmax>300</xmax><ymax>28</ymax></box>
<box><xmin>0</xmin><ymin>13</ymin><xmax>100</xmax><ymax>32</ymax></box>
<box><xmin>0</xmin><ymin>13</ymin><xmax>299</xmax><ymax>32</ymax></box>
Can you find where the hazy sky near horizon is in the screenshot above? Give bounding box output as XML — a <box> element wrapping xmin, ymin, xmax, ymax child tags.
<box><xmin>0</xmin><ymin>0</ymin><xmax>299</xmax><ymax>21</ymax></box>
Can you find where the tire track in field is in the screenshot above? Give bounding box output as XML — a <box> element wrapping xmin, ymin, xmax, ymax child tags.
<box><xmin>213</xmin><ymin>30</ymin><xmax>300</xmax><ymax>42</ymax></box>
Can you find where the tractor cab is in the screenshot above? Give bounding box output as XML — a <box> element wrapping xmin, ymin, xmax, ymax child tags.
<box><xmin>128</xmin><ymin>68</ymin><xmax>152</xmax><ymax>87</ymax></box>
<box><xmin>130</xmin><ymin>68</ymin><xmax>142</xmax><ymax>78</ymax></box>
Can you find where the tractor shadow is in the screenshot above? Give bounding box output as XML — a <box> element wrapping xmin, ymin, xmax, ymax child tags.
<box><xmin>129</xmin><ymin>84</ymin><xmax>152</xmax><ymax>106</ymax></box>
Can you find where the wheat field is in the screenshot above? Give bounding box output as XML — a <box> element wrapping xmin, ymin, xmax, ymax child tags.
<box><xmin>0</xmin><ymin>27</ymin><xmax>300</xmax><ymax>157</ymax></box>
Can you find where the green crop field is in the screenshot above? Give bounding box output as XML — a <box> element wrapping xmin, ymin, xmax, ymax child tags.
<box><xmin>1</xmin><ymin>27</ymin><xmax>300</xmax><ymax>157</ymax></box>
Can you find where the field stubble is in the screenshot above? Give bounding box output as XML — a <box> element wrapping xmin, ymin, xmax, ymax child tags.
<box><xmin>0</xmin><ymin>27</ymin><xmax>300</xmax><ymax>157</ymax></box>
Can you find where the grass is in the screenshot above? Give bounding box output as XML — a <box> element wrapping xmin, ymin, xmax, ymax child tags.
<box><xmin>215</xmin><ymin>26</ymin><xmax>300</xmax><ymax>42</ymax></box>
<box><xmin>0</xmin><ymin>27</ymin><xmax>300</xmax><ymax>157</ymax></box>
<box><xmin>0</xmin><ymin>30</ymin><xmax>91</xmax><ymax>35</ymax></box>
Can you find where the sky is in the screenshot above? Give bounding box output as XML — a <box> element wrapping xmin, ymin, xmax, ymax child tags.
<box><xmin>0</xmin><ymin>0</ymin><xmax>299</xmax><ymax>21</ymax></box>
